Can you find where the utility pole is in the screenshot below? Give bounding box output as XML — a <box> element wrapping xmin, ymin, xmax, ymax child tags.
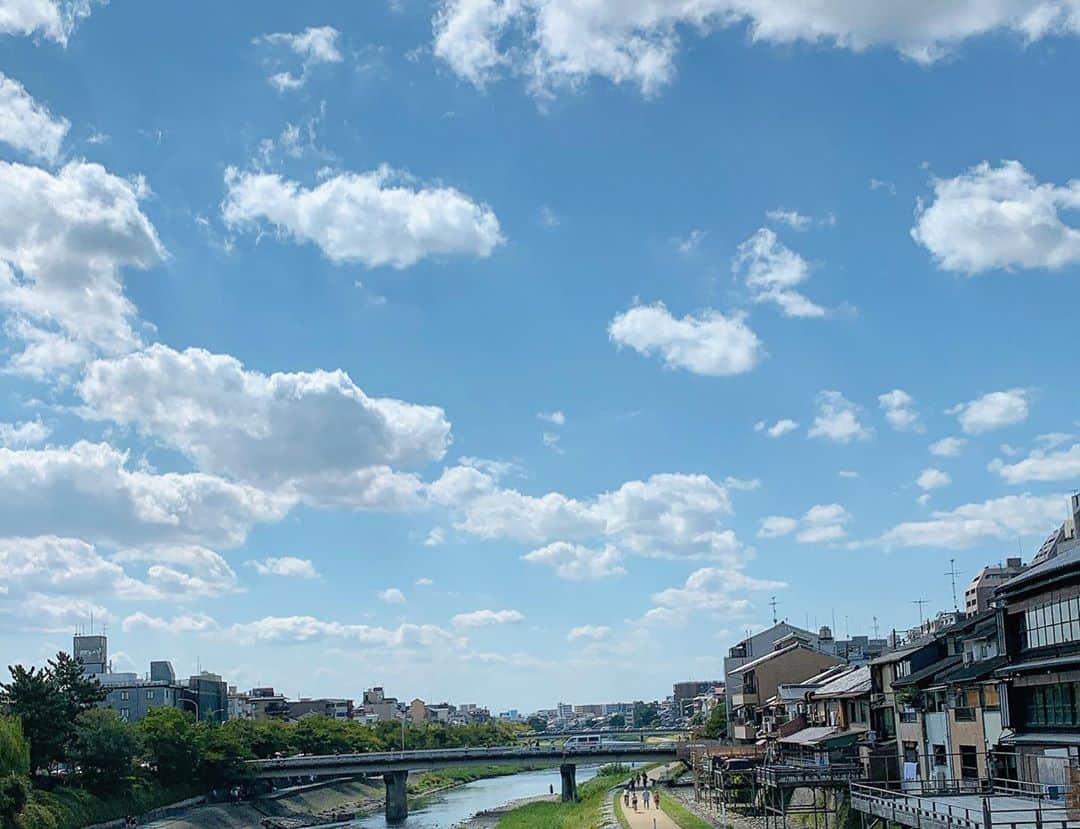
<box><xmin>945</xmin><ymin>558</ymin><xmax>960</xmax><ymax>612</ymax></box>
<box><xmin>770</xmin><ymin>596</ymin><xmax>778</xmax><ymax>625</ymax></box>
<box><xmin>872</xmin><ymin>616</ymin><xmax>879</xmax><ymax>638</ymax></box>
<box><xmin>911</xmin><ymin>599</ymin><xmax>928</xmax><ymax>626</ymax></box>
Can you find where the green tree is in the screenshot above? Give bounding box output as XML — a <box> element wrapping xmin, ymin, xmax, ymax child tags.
<box><xmin>0</xmin><ymin>666</ymin><xmax>65</xmax><ymax>774</ymax></box>
<box><xmin>632</xmin><ymin>702</ymin><xmax>659</xmax><ymax>727</ymax></box>
<box><xmin>0</xmin><ymin>717</ymin><xmax>30</xmax><ymax>829</ymax></box>
<box><xmin>608</xmin><ymin>714</ymin><xmax>626</xmax><ymax>728</ymax></box>
<box><xmin>196</xmin><ymin>723</ymin><xmax>253</xmax><ymax>786</ymax></box>
<box><xmin>290</xmin><ymin>716</ymin><xmax>353</xmax><ymax>756</ymax></box>
<box><xmin>47</xmin><ymin>654</ymin><xmax>105</xmax><ymax>726</ymax></box>
<box><xmin>0</xmin><ymin>718</ymin><xmax>29</xmax><ymax>778</ymax></box>
<box><xmin>67</xmin><ymin>709</ymin><xmax>138</xmax><ymax>790</ymax></box>
<box><xmin>136</xmin><ymin>707</ymin><xmax>200</xmax><ymax>784</ymax></box>
<box><xmin>526</xmin><ymin>715</ymin><xmax>548</xmax><ymax>733</ymax></box>
<box><xmin>701</xmin><ymin>701</ymin><xmax>727</xmax><ymax>739</ymax></box>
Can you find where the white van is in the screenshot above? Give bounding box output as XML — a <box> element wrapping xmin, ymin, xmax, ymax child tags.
<box><xmin>563</xmin><ymin>735</ymin><xmax>604</xmax><ymax>751</ymax></box>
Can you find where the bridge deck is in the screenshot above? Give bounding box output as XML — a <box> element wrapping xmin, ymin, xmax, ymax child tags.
<box><xmin>249</xmin><ymin>744</ymin><xmax>679</xmax><ymax>779</ymax></box>
<box><xmin>851</xmin><ymin>783</ymin><xmax>1080</xmax><ymax>829</ymax></box>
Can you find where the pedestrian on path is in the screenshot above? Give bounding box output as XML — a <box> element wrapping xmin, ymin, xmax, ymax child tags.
<box><xmin>624</xmin><ymin>790</ymin><xmax>630</xmax><ymax>808</ymax></box>
<box><xmin>632</xmin><ymin>794</ymin><xmax>638</xmax><ymax>811</ymax></box>
<box><xmin>654</xmin><ymin>791</ymin><xmax>661</xmax><ymax>811</ymax></box>
<box><xmin>643</xmin><ymin>789</ymin><xmax>651</xmax><ymax>809</ymax></box>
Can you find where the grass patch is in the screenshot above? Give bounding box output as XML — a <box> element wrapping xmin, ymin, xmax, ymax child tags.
<box><xmin>408</xmin><ymin>764</ymin><xmax>544</xmax><ymax>795</ymax></box>
<box><xmin>18</xmin><ymin>781</ymin><xmax>203</xmax><ymax>829</ymax></box>
<box><xmin>613</xmin><ymin>790</ymin><xmax>633</xmax><ymax>829</ymax></box>
<box><xmin>496</xmin><ymin>767</ymin><xmax>632</xmax><ymax>829</ymax></box>
<box><xmin>658</xmin><ymin>792</ymin><xmax>717</xmax><ymax>829</ymax></box>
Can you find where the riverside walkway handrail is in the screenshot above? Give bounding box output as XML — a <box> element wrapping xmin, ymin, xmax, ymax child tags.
<box><xmin>850</xmin><ymin>781</ymin><xmax>1079</xmax><ymax>829</ymax></box>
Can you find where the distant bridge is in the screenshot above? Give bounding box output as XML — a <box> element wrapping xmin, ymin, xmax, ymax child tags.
<box><xmin>518</xmin><ymin>727</ymin><xmax>687</xmax><ymax>740</ymax></box>
<box><xmin>248</xmin><ymin>743</ymin><xmax>680</xmax><ymax>822</ymax></box>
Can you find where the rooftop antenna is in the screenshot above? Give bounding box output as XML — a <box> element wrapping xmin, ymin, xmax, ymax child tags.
<box><xmin>90</xmin><ymin>609</ymin><xmax>94</xmax><ymax>635</ymax></box>
<box><xmin>945</xmin><ymin>558</ymin><xmax>960</xmax><ymax>612</ymax></box>
<box><xmin>911</xmin><ymin>599</ymin><xmax>928</xmax><ymax>626</ymax></box>
<box><xmin>769</xmin><ymin>596</ymin><xmax>778</xmax><ymax>625</ymax></box>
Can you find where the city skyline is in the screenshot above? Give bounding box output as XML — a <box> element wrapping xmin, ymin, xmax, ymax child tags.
<box><xmin>2</xmin><ymin>1</ymin><xmax>1080</xmax><ymax>711</ymax></box>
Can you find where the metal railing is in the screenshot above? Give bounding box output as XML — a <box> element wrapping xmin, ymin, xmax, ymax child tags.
<box><xmin>850</xmin><ymin>779</ymin><xmax>1080</xmax><ymax>829</ymax></box>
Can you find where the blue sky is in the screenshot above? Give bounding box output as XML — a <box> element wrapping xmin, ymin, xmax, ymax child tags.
<box><xmin>2</xmin><ymin>0</ymin><xmax>1080</xmax><ymax>712</ymax></box>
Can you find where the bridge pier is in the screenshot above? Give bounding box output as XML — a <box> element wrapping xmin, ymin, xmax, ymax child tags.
<box><xmin>383</xmin><ymin>770</ymin><xmax>408</xmax><ymax>822</ymax></box>
<box><xmin>560</xmin><ymin>763</ymin><xmax>577</xmax><ymax>802</ymax></box>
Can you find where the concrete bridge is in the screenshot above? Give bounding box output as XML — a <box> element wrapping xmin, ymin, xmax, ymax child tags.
<box><xmin>248</xmin><ymin>743</ymin><xmax>679</xmax><ymax>822</ymax></box>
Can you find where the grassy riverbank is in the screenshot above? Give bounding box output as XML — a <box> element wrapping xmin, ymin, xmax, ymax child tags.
<box><xmin>658</xmin><ymin>795</ymin><xmax>716</xmax><ymax>829</ymax></box>
<box><xmin>409</xmin><ymin>764</ymin><xmax>549</xmax><ymax>795</ymax></box>
<box><xmin>18</xmin><ymin>781</ymin><xmax>205</xmax><ymax>829</ymax></box>
<box><xmin>495</xmin><ymin>766</ymin><xmax>633</xmax><ymax>829</ymax></box>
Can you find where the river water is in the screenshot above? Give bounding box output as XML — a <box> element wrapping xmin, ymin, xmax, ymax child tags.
<box><xmin>352</xmin><ymin>766</ymin><xmax>601</xmax><ymax>829</ymax></box>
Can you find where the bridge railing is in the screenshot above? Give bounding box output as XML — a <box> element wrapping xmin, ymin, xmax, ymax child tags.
<box><xmin>248</xmin><ymin>742</ymin><xmax>677</xmax><ymax>771</ymax></box>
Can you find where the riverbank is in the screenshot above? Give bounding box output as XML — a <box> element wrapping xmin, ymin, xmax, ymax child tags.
<box><xmin>132</xmin><ymin>766</ymin><xmax>552</xmax><ymax>829</ymax></box>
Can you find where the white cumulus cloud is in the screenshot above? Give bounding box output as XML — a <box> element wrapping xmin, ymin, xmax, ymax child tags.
<box><xmin>948</xmin><ymin>389</ymin><xmax>1029</xmax><ymax>434</ymax></box>
<box><xmin>608</xmin><ymin>302</ymin><xmax>763</xmax><ymax>377</ymax></box>
<box><xmin>0</xmin><ymin>419</ymin><xmax>49</xmax><ymax>448</ymax></box>
<box><xmin>991</xmin><ymin>443</ymin><xmax>1080</xmax><ymax>483</ymax></box>
<box><xmin>254</xmin><ymin>26</ymin><xmax>343</xmax><ymax>91</ymax></box>
<box><xmin>245</xmin><ymin>556</ymin><xmax>320</xmax><ymax>579</ymax></box>
<box><xmin>451</xmin><ymin>608</ymin><xmax>525</xmax><ymax>628</ymax></box>
<box><xmin>755</xmin><ymin>418</ymin><xmax>799</xmax><ymax>438</ymax></box>
<box><xmin>809</xmin><ymin>391</ymin><xmax>872</xmax><ymax>443</ymax></box>
<box><xmin>222</xmin><ymin>166</ymin><xmax>503</xmax><ymax>269</ymax></box>
<box><xmin>0</xmin><ymin>72</ymin><xmax>69</xmax><ymax>163</ymax></box>
<box><xmin>875</xmin><ymin>493</ymin><xmax>1066</xmax><ymax>550</ymax></box>
<box><xmin>523</xmin><ymin>541</ymin><xmax>625</xmax><ymax>581</ymax></box>
<box><xmin>733</xmin><ymin>227</ymin><xmax>825</xmax><ymax>318</ymax></box>
<box><xmin>0</xmin><ymin>0</ymin><xmax>96</xmax><ymax>45</ymax></box>
<box><xmin>0</xmin><ymin>160</ymin><xmax>165</xmax><ymax>378</ymax></box>
<box><xmin>917</xmin><ymin>467</ymin><xmax>951</xmax><ymax>490</ymax></box>
<box><xmin>913</xmin><ymin>161</ymin><xmax>1080</xmax><ymax>274</ymax></box>
<box><xmin>78</xmin><ymin>344</ymin><xmax>449</xmax><ymax>508</ymax></box>
<box><xmin>567</xmin><ymin>624</ymin><xmax>611</xmax><ymax>642</ymax></box>
<box><xmin>433</xmin><ymin>1</ymin><xmax>1078</xmax><ymax>97</ymax></box>
<box><xmin>878</xmin><ymin>389</ymin><xmax>923</xmax><ymax>432</ymax></box>
<box><xmin>930</xmin><ymin>436</ymin><xmax>966</xmax><ymax>457</ymax></box>
<box><xmin>378</xmin><ymin>587</ymin><xmax>406</xmax><ymax>604</ymax></box>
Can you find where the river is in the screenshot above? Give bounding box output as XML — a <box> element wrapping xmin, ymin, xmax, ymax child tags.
<box><xmin>352</xmin><ymin>766</ymin><xmax>601</xmax><ymax>829</ymax></box>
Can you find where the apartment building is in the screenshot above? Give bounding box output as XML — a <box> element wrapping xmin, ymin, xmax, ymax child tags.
<box><xmin>728</xmin><ymin>637</ymin><xmax>845</xmax><ymax>742</ymax></box>
<box><xmin>965</xmin><ymin>558</ymin><xmax>1026</xmax><ymax>615</ymax></box>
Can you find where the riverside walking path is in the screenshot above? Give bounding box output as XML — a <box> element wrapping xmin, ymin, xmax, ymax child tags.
<box><xmin>619</xmin><ymin>766</ymin><xmax>681</xmax><ymax>829</ymax></box>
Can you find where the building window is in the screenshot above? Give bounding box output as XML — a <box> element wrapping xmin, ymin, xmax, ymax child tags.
<box><xmin>1023</xmin><ymin>596</ymin><xmax>1080</xmax><ymax>649</ymax></box>
<box><xmin>146</xmin><ymin>690</ymin><xmax>155</xmax><ymax>700</ymax></box>
<box><xmin>932</xmin><ymin>744</ymin><xmax>947</xmax><ymax>768</ymax></box>
<box><xmin>1020</xmin><ymin>683</ymin><xmax>1080</xmax><ymax>728</ymax></box>
<box><xmin>902</xmin><ymin>742</ymin><xmax>919</xmax><ymax>764</ymax></box>
<box><xmin>895</xmin><ymin>661</ymin><xmax>911</xmax><ymax>679</ymax></box>
<box><xmin>982</xmin><ymin>685</ymin><xmax>1000</xmax><ymax>711</ymax></box>
<box><xmin>120</xmin><ymin>690</ymin><xmax>129</xmax><ymax>701</ymax></box>
<box><xmin>120</xmin><ymin>708</ymin><xmax>130</xmax><ymax>721</ymax></box>
<box><xmin>959</xmin><ymin>746</ymin><xmax>979</xmax><ymax>780</ymax></box>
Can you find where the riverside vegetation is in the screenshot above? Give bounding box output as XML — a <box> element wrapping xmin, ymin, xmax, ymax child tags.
<box><xmin>0</xmin><ymin>652</ymin><xmax>527</xmax><ymax>829</ymax></box>
<box><xmin>496</xmin><ymin>765</ymin><xmax>639</xmax><ymax>829</ymax></box>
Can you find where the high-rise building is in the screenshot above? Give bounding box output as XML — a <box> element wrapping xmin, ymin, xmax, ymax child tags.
<box><xmin>73</xmin><ymin>634</ymin><xmax>108</xmax><ymax>674</ymax></box>
<box><xmin>964</xmin><ymin>558</ymin><xmax>1026</xmax><ymax>615</ymax></box>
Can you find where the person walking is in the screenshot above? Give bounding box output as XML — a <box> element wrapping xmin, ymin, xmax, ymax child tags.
<box><xmin>643</xmin><ymin>789</ymin><xmax>651</xmax><ymax>809</ymax></box>
<box><xmin>654</xmin><ymin>790</ymin><xmax>661</xmax><ymax>811</ymax></box>
<box><xmin>623</xmin><ymin>790</ymin><xmax>630</xmax><ymax>808</ymax></box>
<box><xmin>632</xmin><ymin>794</ymin><xmax>638</xmax><ymax>812</ymax></box>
